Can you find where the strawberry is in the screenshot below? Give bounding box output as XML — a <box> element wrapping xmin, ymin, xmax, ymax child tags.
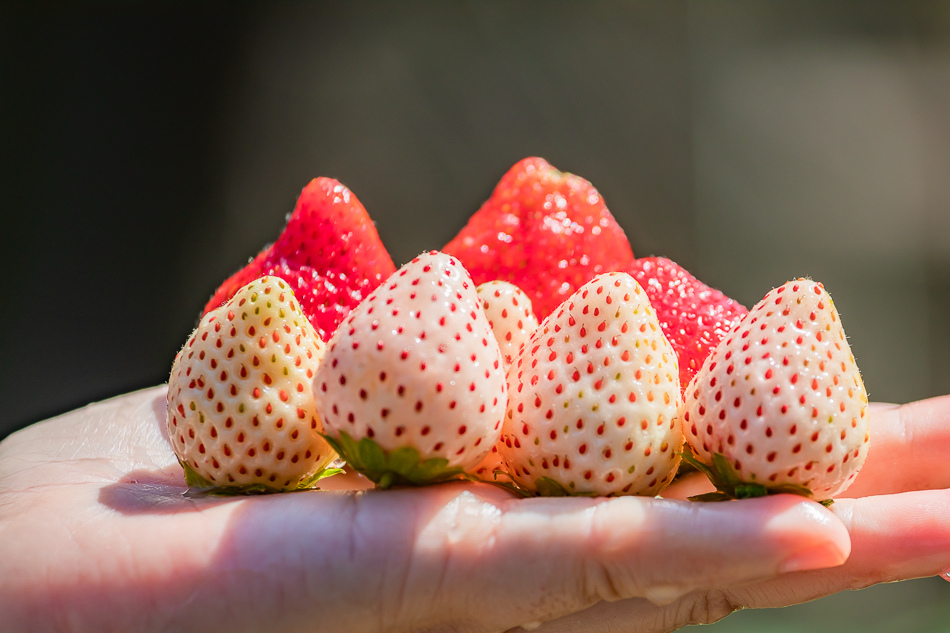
<box><xmin>626</xmin><ymin>257</ymin><xmax>748</xmax><ymax>394</ymax></box>
<box><xmin>313</xmin><ymin>251</ymin><xmax>508</xmax><ymax>488</ymax></box>
<box><xmin>469</xmin><ymin>280</ymin><xmax>538</xmax><ymax>482</ymax></box>
<box><xmin>476</xmin><ymin>280</ymin><xmax>539</xmax><ymax>368</ymax></box>
<box><xmin>470</xmin><ymin>442</ymin><xmax>509</xmax><ymax>482</ymax></box>
<box><xmin>501</xmin><ymin>272</ymin><xmax>684</xmax><ymax>497</ymax></box>
<box><xmin>443</xmin><ymin>157</ymin><xmax>635</xmax><ymax>319</ymax></box>
<box><xmin>681</xmin><ymin>279</ymin><xmax>869</xmax><ymax>503</ymax></box>
<box><xmin>204</xmin><ymin>177</ymin><xmax>396</xmax><ymax>342</ymax></box>
<box><xmin>167</xmin><ymin>276</ymin><xmax>341</xmax><ymax>492</ymax></box>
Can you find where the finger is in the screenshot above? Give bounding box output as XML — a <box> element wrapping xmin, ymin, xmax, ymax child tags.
<box><xmin>523</xmin><ymin>487</ymin><xmax>950</xmax><ymax>633</ymax></box>
<box><xmin>0</xmin><ymin>390</ymin><xmax>849</xmax><ymax>633</ymax></box>
<box><xmin>841</xmin><ymin>396</ymin><xmax>950</xmax><ymax>497</ymax></box>
<box><xmin>166</xmin><ymin>484</ymin><xmax>845</xmax><ymax>633</ymax></box>
<box><xmin>716</xmin><ymin>488</ymin><xmax>950</xmax><ymax>612</ymax></box>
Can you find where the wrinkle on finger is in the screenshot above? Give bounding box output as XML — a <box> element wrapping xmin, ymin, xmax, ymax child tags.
<box><xmin>465</xmin><ymin>492</ymin><xmax>849</xmax><ymax>632</ymax></box>
<box><xmin>585</xmin><ymin>496</ymin><xmax>848</xmax><ymax>605</ymax></box>
<box><xmin>399</xmin><ymin>486</ymin><xmax>507</xmax><ymax>629</ymax></box>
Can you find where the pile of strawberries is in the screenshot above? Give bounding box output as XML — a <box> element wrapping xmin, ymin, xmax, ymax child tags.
<box><xmin>167</xmin><ymin>157</ymin><xmax>870</xmax><ymax>503</ymax></box>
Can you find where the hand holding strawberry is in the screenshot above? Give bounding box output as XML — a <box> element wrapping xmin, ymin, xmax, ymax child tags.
<box><xmin>33</xmin><ymin>157</ymin><xmax>942</xmax><ymax>633</ymax></box>
<box><xmin>4</xmin><ymin>388</ymin><xmax>950</xmax><ymax>632</ymax></box>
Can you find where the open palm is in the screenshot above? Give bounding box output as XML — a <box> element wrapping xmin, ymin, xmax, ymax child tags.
<box><xmin>1</xmin><ymin>387</ymin><xmax>948</xmax><ymax>632</ymax></box>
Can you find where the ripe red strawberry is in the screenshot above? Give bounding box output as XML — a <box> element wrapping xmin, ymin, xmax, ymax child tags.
<box><xmin>443</xmin><ymin>157</ymin><xmax>635</xmax><ymax>319</ymax></box>
<box><xmin>501</xmin><ymin>272</ymin><xmax>683</xmax><ymax>496</ymax></box>
<box><xmin>204</xmin><ymin>178</ymin><xmax>396</xmax><ymax>341</ymax></box>
<box><xmin>168</xmin><ymin>276</ymin><xmax>341</xmax><ymax>492</ymax></box>
<box><xmin>313</xmin><ymin>251</ymin><xmax>508</xmax><ymax>488</ymax></box>
<box><xmin>682</xmin><ymin>279</ymin><xmax>869</xmax><ymax>503</ymax></box>
<box><xmin>476</xmin><ymin>280</ymin><xmax>539</xmax><ymax>368</ymax></box>
<box><xmin>626</xmin><ymin>257</ymin><xmax>748</xmax><ymax>394</ymax></box>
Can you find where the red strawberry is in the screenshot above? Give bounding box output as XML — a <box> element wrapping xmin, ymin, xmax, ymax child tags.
<box><xmin>501</xmin><ymin>272</ymin><xmax>683</xmax><ymax>496</ymax></box>
<box><xmin>626</xmin><ymin>257</ymin><xmax>748</xmax><ymax>394</ymax></box>
<box><xmin>313</xmin><ymin>251</ymin><xmax>508</xmax><ymax>488</ymax></box>
<box><xmin>476</xmin><ymin>280</ymin><xmax>539</xmax><ymax>368</ymax></box>
<box><xmin>443</xmin><ymin>157</ymin><xmax>634</xmax><ymax>318</ymax></box>
<box><xmin>682</xmin><ymin>279</ymin><xmax>869</xmax><ymax>503</ymax></box>
<box><xmin>204</xmin><ymin>178</ymin><xmax>396</xmax><ymax>341</ymax></box>
<box><xmin>167</xmin><ymin>276</ymin><xmax>340</xmax><ymax>492</ymax></box>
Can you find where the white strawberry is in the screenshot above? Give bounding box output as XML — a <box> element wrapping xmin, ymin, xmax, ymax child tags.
<box><xmin>477</xmin><ymin>280</ymin><xmax>539</xmax><ymax>367</ymax></box>
<box><xmin>469</xmin><ymin>280</ymin><xmax>539</xmax><ymax>482</ymax></box>
<box><xmin>501</xmin><ymin>272</ymin><xmax>684</xmax><ymax>496</ymax></box>
<box><xmin>313</xmin><ymin>251</ymin><xmax>508</xmax><ymax>487</ymax></box>
<box><xmin>682</xmin><ymin>279</ymin><xmax>869</xmax><ymax>503</ymax></box>
<box><xmin>167</xmin><ymin>276</ymin><xmax>340</xmax><ymax>492</ymax></box>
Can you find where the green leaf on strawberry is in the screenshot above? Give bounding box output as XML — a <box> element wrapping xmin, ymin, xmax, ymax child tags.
<box><xmin>321</xmin><ymin>431</ymin><xmax>469</xmax><ymax>489</ymax></box>
<box><xmin>533</xmin><ymin>477</ymin><xmax>599</xmax><ymax>498</ymax></box>
<box><xmin>680</xmin><ymin>451</ymin><xmax>832</xmax><ymax>506</ymax></box>
<box><xmin>180</xmin><ymin>459</ymin><xmax>344</xmax><ymax>497</ymax></box>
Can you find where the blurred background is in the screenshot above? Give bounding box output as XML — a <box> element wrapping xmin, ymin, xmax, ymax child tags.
<box><xmin>2</xmin><ymin>1</ymin><xmax>948</xmax><ymax>630</ymax></box>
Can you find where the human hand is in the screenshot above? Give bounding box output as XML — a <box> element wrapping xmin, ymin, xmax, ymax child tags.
<box><xmin>0</xmin><ymin>388</ymin><xmax>946</xmax><ymax>633</ymax></box>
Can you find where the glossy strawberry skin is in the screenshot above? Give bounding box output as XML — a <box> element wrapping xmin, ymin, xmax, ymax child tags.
<box><xmin>501</xmin><ymin>272</ymin><xmax>683</xmax><ymax>496</ymax></box>
<box><xmin>444</xmin><ymin>157</ymin><xmax>634</xmax><ymax>319</ymax></box>
<box><xmin>476</xmin><ymin>280</ymin><xmax>539</xmax><ymax>368</ymax></box>
<box><xmin>682</xmin><ymin>279</ymin><xmax>869</xmax><ymax>501</ymax></box>
<box><xmin>169</xmin><ymin>276</ymin><xmax>338</xmax><ymax>491</ymax></box>
<box><xmin>626</xmin><ymin>257</ymin><xmax>748</xmax><ymax>394</ymax></box>
<box><xmin>204</xmin><ymin>178</ymin><xmax>396</xmax><ymax>341</ymax></box>
<box><xmin>313</xmin><ymin>251</ymin><xmax>508</xmax><ymax>475</ymax></box>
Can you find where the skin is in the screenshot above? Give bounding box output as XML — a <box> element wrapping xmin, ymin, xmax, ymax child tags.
<box><xmin>0</xmin><ymin>389</ymin><xmax>948</xmax><ymax>633</ymax></box>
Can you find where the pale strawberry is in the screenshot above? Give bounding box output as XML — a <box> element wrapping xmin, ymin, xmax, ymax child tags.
<box><xmin>682</xmin><ymin>279</ymin><xmax>869</xmax><ymax>503</ymax></box>
<box><xmin>476</xmin><ymin>280</ymin><xmax>539</xmax><ymax>368</ymax></box>
<box><xmin>167</xmin><ymin>276</ymin><xmax>340</xmax><ymax>492</ymax></box>
<box><xmin>471</xmin><ymin>443</ymin><xmax>509</xmax><ymax>482</ymax></box>
<box><xmin>501</xmin><ymin>272</ymin><xmax>684</xmax><ymax>496</ymax></box>
<box><xmin>469</xmin><ymin>281</ymin><xmax>538</xmax><ymax>482</ymax></box>
<box><xmin>313</xmin><ymin>251</ymin><xmax>508</xmax><ymax>488</ymax></box>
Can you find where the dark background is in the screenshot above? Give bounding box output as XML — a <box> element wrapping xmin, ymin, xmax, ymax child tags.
<box><xmin>2</xmin><ymin>2</ymin><xmax>949</xmax><ymax>630</ymax></box>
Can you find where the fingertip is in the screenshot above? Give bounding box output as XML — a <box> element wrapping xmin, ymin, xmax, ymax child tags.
<box><xmin>760</xmin><ymin>495</ymin><xmax>851</xmax><ymax>573</ymax></box>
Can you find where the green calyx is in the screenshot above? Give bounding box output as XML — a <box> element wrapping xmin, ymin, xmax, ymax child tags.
<box><xmin>532</xmin><ymin>476</ymin><xmax>598</xmax><ymax>498</ymax></box>
<box><xmin>680</xmin><ymin>449</ymin><xmax>833</xmax><ymax>507</ymax></box>
<box><xmin>320</xmin><ymin>431</ymin><xmax>469</xmax><ymax>489</ymax></box>
<box><xmin>180</xmin><ymin>459</ymin><xmax>345</xmax><ymax>497</ymax></box>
